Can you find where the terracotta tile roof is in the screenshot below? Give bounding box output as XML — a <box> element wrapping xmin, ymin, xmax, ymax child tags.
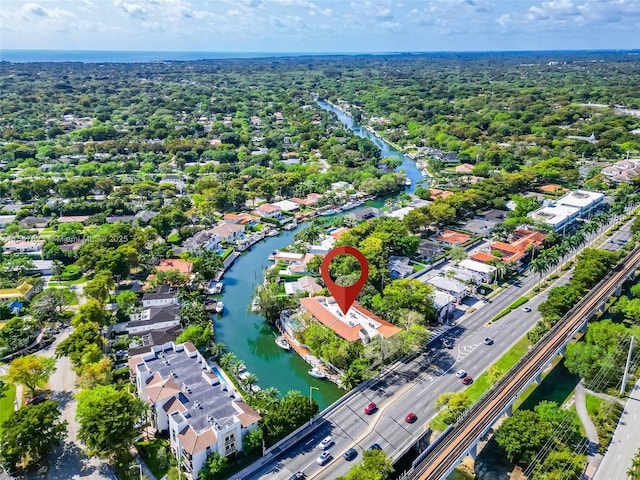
<box><xmin>235</xmin><ymin>401</ymin><xmax>261</xmax><ymax>428</ymax></box>
<box><xmin>455</xmin><ymin>163</ymin><xmax>474</xmax><ymax>174</ymax></box>
<box><xmin>156</xmin><ymin>259</ymin><xmax>193</xmax><ymax>275</ymax></box>
<box><xmin>470</xmin><ymin>252</ymin><xmax>497</xmax><ymax>263</ymax></box>
<box><xmin>300</xmin><ymin>297</ymin><xmax>400</xmax><ymax>342</ymax></box>
<box><xmin>177</xmin><ymin>425</ymin><xmax>217</xmax><ymax>455</ymax></box>
<box><xmin>330</xmin><ymin>227</ymin><xmax>352</xmax><ymax>240</ymax></box>
<box><xmin>256</xmin><ymin>203</ymin><xmax>281</xmax><ymax>213</ymax></box>
<box><xmin>539</xmin><ymin>184</ymin><xmax>568</xmax><ymax>194</ymax></box>
<box><xmin>144</xmin><ymin>376</ymin><xmax>181</xmax><ymax>404</ymax></box>
<box><xmin>162</xmin><ymin>396</ymin><xmax>187</xmax><ymax>415</ymax></box>
<box><xmin>429</xmin><ymin>188</ymin><xmax>454</xmax><ymax>200</ymax></box>
<box><xmin>433</xmin><ymin>230</ymin><xmax>471</xmax><ymax>245</ymax></box>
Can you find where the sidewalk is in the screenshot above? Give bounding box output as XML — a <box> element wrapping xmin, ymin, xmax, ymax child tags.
<box><xmin>574</xmin><ymin>382</ymin><xmax>602</xmax><ymax>478</ymax></box>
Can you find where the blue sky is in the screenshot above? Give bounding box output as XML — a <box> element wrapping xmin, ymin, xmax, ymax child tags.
<box><xmin>1</xmin><ymin>0</ymin><xmax>639</xmax><ymax>52</ymax></box>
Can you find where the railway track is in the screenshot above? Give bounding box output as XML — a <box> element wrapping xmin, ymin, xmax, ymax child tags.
<box><xmin>412</xmin><ymin>245</ymin><xmax>640</xmax><ymax>480</ymax></box>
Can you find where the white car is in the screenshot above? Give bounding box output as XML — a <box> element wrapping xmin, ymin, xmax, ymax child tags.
<box><xmin>522</xmin><ymin>306</ymin><xmax>532</xmax><ymax>312</ymax></box>
<box><xmin>455</xmin><ymin>370</ymin><xmax>467</xmax><ymax>378</ymax></box>
<box><xmin>318</xmin><ymin>436</ymin><xmax>333</xmax><ymax>450</ymax></box>
<box><xmin>317</xmin><ymin>451</ymin><xmax>331</xmax><ymax>465</ymax></box>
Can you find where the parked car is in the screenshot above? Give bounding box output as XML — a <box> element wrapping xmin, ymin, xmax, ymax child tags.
<box><xmin>441</xmin><ymin>338</ymin><xmax>453</xmax><ymax>349</ymax></box>
<box><xmin>25</xmin><ymin>394</ymin><xmax>46</xmax><ymax>406</ymax></box>
<box><xmin>318</xmin><ymin>436</ymin><xmax>333</xmax><ymax>450</ymax></box>
<box><xmin>343</xmin><ymin>448</ymin><xmax>358</xmax><ymax>461</ymax></box>
<box><xmin>455</xmin><ymin>370</ymin><xmax>467</xmax><ymax>378</ymax></box>
<box><xmin>405</xmin><ymin>412</ymin><xmax>417</xmax><ymax>423</ymax></box>
<box><xmin>462</xmin><ymin>376</ymin><xmax>474</xmax><ymax>385</ymax></box>
<box><xmin>317</xmin><ymin>451</ymin><xmax>331</xmax><ymax>465</ymax></box>
<box><xmin>364</xmin><ymin>402</ymin><xmax>376</xmax><ymax>414</ymax></box>
<box><xmin>369</xmin><ymin>443</ymin><xmax>382</xmax><ymax>451</ymax></box>
<box><xmin>288</xmin><ymin>473</ymin><xmax>305</xmax><ymax>480</ymax></box>
<box><xmin>483</xmin><ymin>337</ymin><xmax>494</xmax><ymax>345</ymax></box>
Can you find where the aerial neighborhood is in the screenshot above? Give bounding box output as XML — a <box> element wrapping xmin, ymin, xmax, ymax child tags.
<box><xmin>0</xmin><ymin>51</ymin><xmax>639</xmax><ymax>480</ymax></box>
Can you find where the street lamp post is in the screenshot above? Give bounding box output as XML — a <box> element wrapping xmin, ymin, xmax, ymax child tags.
<box><xmin>309</xmin><ymin>386</ymin><xmax>319</xmax><ymax>426</ymax></box>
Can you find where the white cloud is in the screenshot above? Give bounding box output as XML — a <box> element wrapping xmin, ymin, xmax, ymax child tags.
<box><xmin>19</xmin><ymin>2</ymin><xmax>73</xmax><ymax>20</ymax></box>
<box><xmin>114</xmin><ymin>0</ymin><xmax>148</xmax><ymax>19</ymax></box>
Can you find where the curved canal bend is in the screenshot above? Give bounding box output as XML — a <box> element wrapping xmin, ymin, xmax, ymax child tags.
<box><xmin>214</xmin><ymin>101</ymin><xmax>424</xmax><ymax>410</ymax></box>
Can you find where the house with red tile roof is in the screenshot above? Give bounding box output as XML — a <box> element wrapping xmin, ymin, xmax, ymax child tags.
<box><xmin>223</xmin><ymin>213</ymin><xmax>260</xmax><ymax>225</ymax></box>
<box><xmin>429</xmin><ymin>188</ymin><xmax>454</xmax><ymax>200</ymax></box>
<box><xmin>300</xmin><ymin>296</ymin><xmax>401</xmax><ymax>343</ymax></box>
<box><xmin>432</xmin><ymin>230</ymin><xmax>471</xmax><ymax>246</ymax></box>
<box><xmin>455</xmin><ymin>163</ymin><xmax>475</xmax><ymax>174</ymax></box>
<box><xmin>254</xmin><ymin>203</ymin><xmax>283</xmax><ymax>220</ymax></box>
<box><xmin>329</xmin><ymin>227</ymin><xmax>352</xmax><ymax>241</ymax></box>
<box><xmin>539</xmin><ymin>184</ymin><xmax>569</xmax><ymax>195</ymax></box>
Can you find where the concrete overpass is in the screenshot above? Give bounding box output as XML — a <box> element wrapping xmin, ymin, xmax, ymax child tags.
<box><xmin>409</xmin><ymin>245</ymin><xmax>640</xmax><ymax>480</ymax></box>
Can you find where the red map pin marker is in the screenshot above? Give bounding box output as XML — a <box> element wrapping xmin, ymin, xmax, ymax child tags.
<box><xmin>321</xmin><ymin>246</ymin><xmax>369</xmax><ymax>315</ymax></box>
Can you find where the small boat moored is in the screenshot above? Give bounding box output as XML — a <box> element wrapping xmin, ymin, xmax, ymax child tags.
<box><xmin>251</xmin><ymin>297</ymin><xmax>261</xmax><ymax>312</ymax></box>
<box><xmin>215</xmin><ymin>301</ymin><xmax>224</xmax><ymax>314</ymax></box>
<box><xmin>308</xmin><ymin>367</ymin><xmax>326</xmax><ymax>379</ymax></box>
<box><xmin>214</xmin><ymin>282</ymin><xmax>224</xmax><ymax>294</ymax></box>
<box><xmin>275</xmin><ymin>335</ymin><xmax>291</xmax><ymax>351</ymax></box>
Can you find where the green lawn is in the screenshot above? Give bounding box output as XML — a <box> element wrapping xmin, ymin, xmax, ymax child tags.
<box><xmin>0</xmin><ymin>380</ymin><xmax>16</xmax><ymax>432</ymax></box>
<box><xmin>586</xmin><ymin>394</ymin><xmax>603</xmax><ymax>419</ymax></box>
<box><xmin>47</xmin><ymin>275</ymin><xmax>88</xmax><ymax>286</ymax></box>
<box><xmin>136</xmin><ymin>438</ymin><xmax>170</xmax><ymax>479</ymax></box>
<box><xmin>515</xmin><ymin>359</ymin><xmax>579</xmax><ymax>411</ymax></box>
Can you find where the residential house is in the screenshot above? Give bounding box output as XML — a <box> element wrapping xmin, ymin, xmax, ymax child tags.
<box><xmin>179</xmin><ymin>230</ymin><xmax>220</xmax><ymax>254</ymax></box>
<box><xmin>290</xmin><ymin>193</ymin><xmax>323</xmax><ymax>207</ymax></box>
<box><xmin>129</xmin><ymin>342</ymin><xmax>260</xmax><ymax>479</ymax></box>
<box><xmin>273</xmin><ymin>252</ymin><xmax>305</xmax><ymax>265</ymax></box>
<box><xmin>433</xmin><ymin>291</ymin><xmax>456</xmax><ymax>324</ymax></box>
<box><xmin>128</xmin><ymin>304</ymin><xmax>181</xmax><ymax>335</ymax></box>
<box><xmin>0</xmin><ymin>215</ymin><xmax>16</xmax><ymax>228</ymax></box>
<box><xmin>389</xmin><ymin>256</ymin><xmax>414</xmax><ymax>279</ymax></box>
<box><xmin>426</xmin><ymin>276</ymin><xmax>470</xmax><ymax>303</ymax></box>
<box><xmin>135</xmin><ymin>210</ymin><xmax>159</xmax><ymax>225</ymax></box>
<box><xmin>528</xmin><ymin>189</ymin><xmax>604</xmax><ymax>231</ymax></box>
<box><xmin>223</xmin><ymin>213</ymin><xmax>260</xmax><ymax>225</ymax></box>
<box><xmin>346</xmin><ymin>207</ymin><xmax>380</xmax><ymax>222</ymax></box>
<box><xmin>272</xmin><ymin>200</ymin><xmax>299</xmax><ymax>213</ymax></box>
<box><xmin>143</xmin><ymin>285</ymin><xmax>179</xmax><ymax>308</ymax></box>
<box><xmin>254</xmin><ymin>204</ymin><xmax>283</xmax><ymax>220</ymax></box>
<box><xmin>57</xmin><ymin>215</ymin><xmax>90</xmax><ymax>224</ymax></box>
<box><xmin>299</xmin><ymin>296</ymin><xmax>401</xmax><ymax>343</ymax></box>
<box><xmin>455</xmin><ymin>163</ymin><xmax>475</xmax><ymax>174</ymax></box>
<box><xmin>416</xmin><ymin>241</ymin><xmax>444</xmax><ymax>263</ymax></box>
<box><xmin>128</xmin><ymin>325</ymin><xmax>183</xmax><ymax>356</ymax></box>
<box><xmin>19</xmin><ymin>216</ymin><xmax>51</xmax><ymax>229</ymax></box>
<box><xmin>329</xmin><ymin>227</ymin><xmax>352</xmax><ymax>241</ymax></box>
<box><xmin>284</xmin><ymin>276</ymin><xmax>323</xmax><ymax>296</ymax></box>
<box><xmin>432</xmin><ymin>230</ymin><xmax>471</xmax><ymax>246</ymax></box>
<box><xmin>3</xmin><ymin>240</ymin><xmax>44</xmax><ymax>254</ymax></box>
<box><xmin>429</xmin><ymin>189</ymin><xmax>454</xmax><ymax>201</ymax></box>
<box><xmin>106</xmin><ymin>215</ymin><xmax>136</xmax><ymax>224</ymax></box>
<box><xmin>210</xmin><ymin>223</ymin><xmax>245</xmax><ymax>243</ymax></box>
<box><xmin>458</xmin><ymin>259</ymin><xmax>496</xmax><ymax>283</ymax></box>
<box><xmin>0</xmin><ymin>282</ymin><xmax>37</xmax><ymax>302</ymax></box>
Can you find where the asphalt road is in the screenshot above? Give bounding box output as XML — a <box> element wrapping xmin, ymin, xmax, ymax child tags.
<box><xmin>241</xmin><ymin>216</ymin><xmax>634</xmax><ymax>480</ymax></box>
<box><xmin>593</xmin><ymin>379</ymin><xmax>640</xmax><ymax>480</ymax></box>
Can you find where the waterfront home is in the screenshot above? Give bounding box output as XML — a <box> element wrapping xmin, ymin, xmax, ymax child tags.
<box><xmin>146</xmin><ymin>259</ymin><xmax>194</xmax><ymax>287</ymax></box>
<box><xmin>432</xmin><ymin>230</ymin><xmax>471</xmax><ymax>246</ymax></box>
<box><xmin>290</xmin><ymin>193</ymin><xmax>323</xmax><ymax>207</ymax></box>
<box><xmin>288</xmin><ymin>253</ymin><xmax>321</xmax><ymax>275</ymax></box>
<box><xmin>128</xmin><ymin>304</ymin><xmax>181</xmax><ymax>336</ymax></box>
<box><xmin>210</xmin><ymin>222</ymin><xmax>245</xmax><ymax>243</ymax></box>
<box><xmin>142</xmin><ymin>285</ymin><xmax>179</xmax><ymax>308</ymax></box>
<box><xmin>272</xmin><ymin>200</ymin><xmax>300</xmax><ymax>213</ymax></box>
<box><xmin>129</xmin><ymin>342</ymin><xmax>260</xmax><ymax>479</ymax></box>
<box><xmin>346</xmin><ymin>207</ymin><xmax>380</xmax><ymax>222</ymax></box>
<box><xmin>179</xmin><ymin>230</ymin><xmax>220</xmax><ymax>254</ymax></box>
<box><xmin>273</xmin><ymin>251</ymin><xmax>305</xmax><ymax>264</ymax></box>
<box><xmin>2</xmin><ymin>239</ymin><xmax>44</xmax><ymax>254</ymax></box>
<box><xmin>329</xmin><ymin>227</ymin><xmax>352</xmax><ymax>241</ymax></box>
<box><xmin>223</xmin><ymin>213</ymin><xmax>260</xmax><ymax>225</ymax></box>
<box><xmin>254</xmin><ymin>203</ymin><xmax>283</xmax><ymax>220</ymax></box>
<box><xmin>300</xmin><ymin>296</ymin><xmax>401</xmax><ymax>343</ymax></box>
<box><xmin>284</xmin><ymin>276</ymin><xmax>323</xmax><ymax>296</ymax></box>
<box><xmin>128</xmin><ymin>325</ymin><xmax>182</xmax><ymax>356</ymax></box>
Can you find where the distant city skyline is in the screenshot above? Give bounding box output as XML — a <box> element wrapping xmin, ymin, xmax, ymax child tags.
<box><xmin>1</xmin><ymin>0</ymin><xmax>639</xmax><ymax>53</ymax></box>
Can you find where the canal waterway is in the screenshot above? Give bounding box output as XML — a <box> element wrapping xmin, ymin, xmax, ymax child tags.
<box><xmin>316</xmin><ymin>99</ymin><xmax>425</xmax><ymax>193</ymax></box>
<box><xmin>214</xmin><ymin>101</ymin><xmax>425</xmax><ymax>410</ymax></box>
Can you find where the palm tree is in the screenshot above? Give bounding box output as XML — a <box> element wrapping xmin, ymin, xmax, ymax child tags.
<box><xmin>530</xmin><ymin>258</ymin><xmax>548</xmax><ymax>285</ymax></box>
<box><xmin>219</xmin><ymin>352</ymin><xmax>237</xmax><ymax>370</ymax></box>
<box><xmin>231</xmin><ymin>361</ymin><xmax>246</xmax><ymax>376</ymax></box>
<box><xmin>583</xmin><ymin>220</ymin><xmax>599</xmax><ymax>236</ymax></box>
<box><xmin>241</xmin><ymin>373</ymin><xmax>258</xmax><ymax>389</ymax></box>
<box><xmin>210</xmin><ymin>342</ymin><xmax>227</xmax><ymax>361</ymax></box>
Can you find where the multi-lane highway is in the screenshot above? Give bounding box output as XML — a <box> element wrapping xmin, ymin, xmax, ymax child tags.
<box><xmin>234</xmin><ymin>217</ymin><xmax>634</xmax><ymax>480</ymax></box>
<box><xmin>412</xmin><ymin>245</ymin><xmax>640</xmax><ymax>480</ymax></box>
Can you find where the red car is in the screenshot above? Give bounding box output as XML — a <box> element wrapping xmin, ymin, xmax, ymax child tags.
<box><xmin>364</xmin><ymin>402</ymin><xmax>376</xmax><ymax>415</ymax></box>
<box><xmin>405</xmin><ymin>412</ymin><xmax>417</xmax><ymax>423</ymax></box>
<box><xmin>25</xmin><ymin>394</ymin><xmax>46</xmax><ymax>406</ymax></box>
<box><xmin>462</xmin><ymin>376</ymin><xmax>474</xmax><ymax>385</ymax></box>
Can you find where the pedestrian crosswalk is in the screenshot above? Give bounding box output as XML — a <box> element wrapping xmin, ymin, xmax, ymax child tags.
<box><xmin>427</xmin><ymin>325</ymin><xmax>454</xmax><ymax>344</ymax></box>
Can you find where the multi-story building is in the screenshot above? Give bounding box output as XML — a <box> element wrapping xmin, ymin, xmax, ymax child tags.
<box><xmin>129</xmin><ymin>342</ymin><xmax>261</xmax><ymax>479</ymax></box>
<box><xmin>528</xmin><ymin>189</ymin><xmax>604</xmax><ymax>232</ymax></box>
